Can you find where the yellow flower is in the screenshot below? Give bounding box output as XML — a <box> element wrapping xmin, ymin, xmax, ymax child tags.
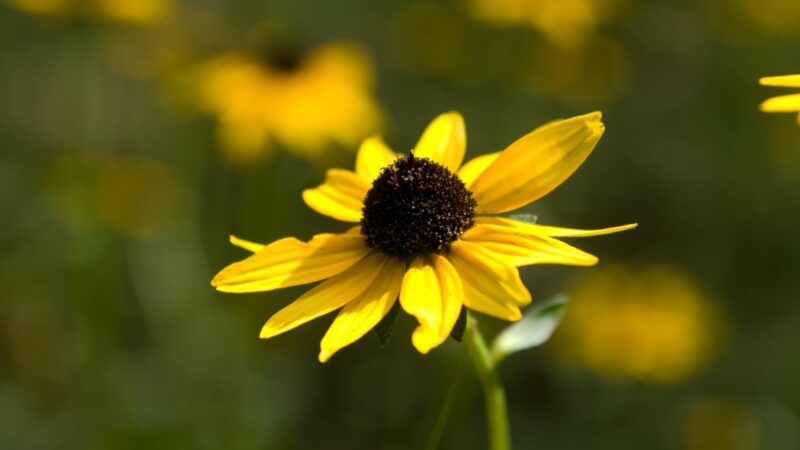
<box><xmin>760</xmin><ymin>74</ymin><xmax>800</xmax><ymax>126</ymax></box>
<box><xmin>196</xmin><ymin>42</ymin><xmax>383</xmax><ymax>163</ymax></box>
<box><xmin>732</xmin><ymin>0</ymin><xmax>800</xmax><ymax>36</ymax></box>
<box><xmin>466</xmin><ymin>0</ymin><xmax>622</xmax><ymax>48</ymax></box>
<box><xmin>212</xmin><ymin>111</ymin><xmax>635</xmax><ymax>362</ymax></box>
<box><xmin>6</xmin><ymin>0</ymin><xmax>168</xmax><ymax>24</ymax></box>
<box><xmin>554</xmin><ymin>266</ymin><xmax>718</xmax><ymax>383</ymax></box>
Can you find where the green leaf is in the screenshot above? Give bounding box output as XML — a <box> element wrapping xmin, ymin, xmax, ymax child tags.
<box><xmin>374</xmin><ymin>301</ymin><xmax>401</xmax><ymax>347</ymax></box>
<box><xmin>450</xmin><ymin>307</ymin><xmax>467</xmax><ymax>342</ymax></box>
<box><xmin>508</xmin><ymin>213</ymin><xmax>538</xmax><ymax>224</ymax></box>
<box><xmin>490</xmin><ymin>295</ymin><xmax>568</xmax><ymax>364</ymax></box>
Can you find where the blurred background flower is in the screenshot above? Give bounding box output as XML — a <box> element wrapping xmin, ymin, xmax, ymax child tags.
<box><xmin>191</xmin><ymin>41</ymin><xmax>383</xmax><ymax>163</ymax></box>
<box><xmin>553</xmin><ymin>266</ymin><xmax>720</xmax><ymax>383</ymax></box>
<box><xmin>5</xmin><ymin>0</ymin><xmax>169</xmax><ymax>24</ymax></box>
<box><xmin>465</xmin><ymin>0</ymin><xmax>626</xmax><ymax>49</ymax></box>
<box><xmin>730</xmin><ymin>0</ymin><xmax>800</xmax><ymax>37</ymax></box>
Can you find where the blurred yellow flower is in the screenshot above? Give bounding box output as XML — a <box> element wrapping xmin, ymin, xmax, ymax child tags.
<box><xmin>212</xmin><ymin>111</ymin><xmax>635</xmax><ymax>362</ymax></box>
<box><xmin>195</xmin><ymin>42</ymin><xmax>383</xmax><ymax>163</ymax></box>
<box><xmin>733</xmin><ymin>0</ymin><xmax>800</xmax><ymax>36</ymax></box>
<box><xmin>466</xmin><ymin>0</ymin><xmax>623</xmax><ymax>48</ymax></box>
<box><xmin>554</xmin><ymin>266</ymin><xmax>718</xmax><ymax>383</ymax></box>
<box><xmin>6</xmin><ymin>0</ymin><xmax>168</xmax><ymax>24</ymax></box>
<box><xmin>760</xmin><ymin>74</ymin><xmax>800</xmax><ymax>126</ymax></box>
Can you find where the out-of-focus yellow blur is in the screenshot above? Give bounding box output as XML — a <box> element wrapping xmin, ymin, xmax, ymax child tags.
<box><xmin>466</xmin><ymin>0</ymin><xmax>626</xmax><ymax>48</ymax></box>
<box><xmin>554</xmin><ymin>266</ymin><xmax>720</xmax><ymax>383</ymax></box>
<box><xmin>193</xmin><ymin>42</ymin><xmax>383</xmax><ymax>164</ymax></box>
<box><xmin>6</xmin><ymin>0</ymin><xmax>169</xmax><ymax>23</ymax></box>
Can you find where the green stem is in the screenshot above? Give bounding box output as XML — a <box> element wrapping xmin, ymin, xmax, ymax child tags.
<box><xmin>464</xmin><ymin>317</ymin><xmax>511</xmax><ymax>450</ymax></box>
<box><xmin>424</xmin><ymin>354</ymin><xmax>466</xmax><ymax>450</ymax></box>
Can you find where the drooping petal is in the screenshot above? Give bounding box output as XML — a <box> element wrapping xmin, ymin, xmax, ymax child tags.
<box><xmin>462</xmin><ymin>225</ymin><xmax>598</xmax><ymax>267</ymax></box>
<box><xmin>355</xmin><ymin>136</ymin><xmax>399</xmax><ymax>182</ymax></box>
<box><xmin>760</xmin><ymin>94</ymin><xmax>800</xmax><ymax>113</ymax></box>
<box><xmin>229</xmin><ymin>235</ymin><xmax>265</xmax><ymax>253</ymax></box>
<box><xmin>470</xmin><ymin>112</ymin><xmax>604</xmax><ymax>214</ymax></box>
<box><xmin>456</xmin><ymin>152</ymin><xmax>500</xmax><ymax>188</ymax></box>
<box><xmin>212</xmin><ymin>228</ymin><xmax>369</xmax><ymax>293</ymax></box>
<box><xmin>448</xmin><ymin>241</ymin><xmax>531</xmax><ymax>321</ymax></box>
<box><xmin>260</xmin><ymin>252</ymin><xmax>389</xmax><ymax>339</ymax></box>
<box><xmin>302</xmin><ymin>169</ymin><xmax>370</xmax><ymax>222</ymax></box>
<box><xmin>413</xmin><ymin>112</ymin><xmax>466</xmax><ymax>172</ymax></box>
<box><xmin>399</xmin><ymin>254</ymin><xmax>463</xmax><ymax>354</ymax></box>
<box><xmin>318</xmin><ymin>257</ymin><xmax>406</xmax><ymax>362</ymax></box>
<box><xmin>475</xmin><ymin>216</ymin><xmax>638</xmax><ymax>238</ymax></box>
<box><xmin>759</xmin><ymin>74</ymin><xmax>800</xmax><ymax>88</ymax></box>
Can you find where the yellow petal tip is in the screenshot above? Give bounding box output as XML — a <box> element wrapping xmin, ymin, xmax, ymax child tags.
<box><xmin>759</xmin><ymin>75</ymin><xmax>800</xmax><ymax>87</ymax></box>
<box><xmin>259</xmin><ymin>326</ymin><xmax>276</xmax><ymax>340</ymax></box>
<box><xmin>587</xmin><ymin>110</ymin><xmax>603</xmax><ymax>120</ymax></box>
<box><xmin>585</xmin><ymin>112</ymin><xmax>605</xmax><ymax>135</ymax></box>
<box><xmin>411</xmin><ymin>334</ymin><xmax>434</xmax><ymax>355</ymax></box>
<box><xmin>210</xmin><ymin>273</ymin><xmax>226</xmax><ymax>287</ymax></box>
<box><xmin>318</xmin><ymin>351</ymin><xmax>332</xmax><ymax>363</ymax></box>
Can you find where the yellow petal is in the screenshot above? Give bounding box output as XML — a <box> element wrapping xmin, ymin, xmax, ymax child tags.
<box><xmin>212</xmin><ymin>229</ymin><xmax>369</xmax><ymax>293</ymax></box>
<box><xmin>759</xmin><ymin>74</ymin><xmax>800</xmax><ymax>88</ymax></box>
<box><xmin>355</xmin><ymin>136</ymin><xmax>398</xmax><ymax>182</ymax></box>
<box><xmin>399</xmin><ymin>254</ymin><xmax>463</xmax><ymax>354</ymax></box>
<box><xmin>462</xmin><ymin>225</ymin><xmax>598</xmax><ymax>267</ymax></box>
<box><xmin>448</xmin><ymin>241</ymin><xmax>531</xmax><ymax>321</ymax></box>
<box><xmin>229</xmin><ymin>235</ymin><xmax>265</xmax><ymax>253</ymax></box>
<box><xmin>760</xmin><ymin>94</ymin><xmax>800</xmax><ymax>113</ymax></box>
<box><xmin>456</xmin><ymin>152</ymin><xmax>500</xmax><ymax>188</ymax></box>
<box><xmin>318</xmin><ymin>257</ymin><xmax>406</xmax><ymax>362</ymax></box>
<box><xmin>302</xmin><ymin>169</ymin><xmax>370</xmax><ymax>222</ymax></box>
<box><xmin>413</xmin><ymin>111</ymin><xmax>466</xmax><ymax>172</ymax></box>
<box><xmin>260</xmin><ymin>252</ymin><xmax>389</xmax><ymax>339</ymax></box>
<box><xmin>475</xmin><ymin>216</ymin><xmax>638</xmax><ymax>238</ymax></box>
<box><xmin>470</xmin><ymin>112</ymin><xmax>604</xmax><ymax>214</ymax></box>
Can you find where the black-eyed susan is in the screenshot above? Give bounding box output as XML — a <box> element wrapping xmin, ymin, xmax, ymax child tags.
<box><xmin>212</xmin><ymin>111</ymin><xmax>635</xmax><ymax>362</ymax></box>
<box><xmin>760</xmin><ymin>74</ymin><xmax>800</xmax><ymax>126</ymax></box>
<box><xmin>195</xmin><ymin>42</ymin><xmax>382</xmax><ymax>163</ymax></box>
<box><xmin>6</xmin><ymin>0</ymin><xmax>168</xmax><ymax>23</ymax></box>
<box><xmin>554</xmin><ymin>265</ymin><xmax>719</xmax><ymax>383</ymax></box>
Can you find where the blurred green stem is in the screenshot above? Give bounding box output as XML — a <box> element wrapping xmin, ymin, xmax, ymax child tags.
<box><xmin>465</xmin><ymin>317</ymin><xmax>511</xmax><ymax>450</ymax></box>
<box><xmin>424</xmin><ymin>354</ymin><xmax>466</xmax><ymax>450</ymax></box>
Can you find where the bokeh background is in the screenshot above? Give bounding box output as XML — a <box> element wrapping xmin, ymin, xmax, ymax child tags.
<box><xmin>2</xmin><ymin>0</ymin><xmax>800</xmax><ymax>449</ymax></box>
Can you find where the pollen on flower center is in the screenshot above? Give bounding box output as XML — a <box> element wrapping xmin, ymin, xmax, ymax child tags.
<box><xmin>361</xmin><ymin>154</ymin><xmax>477</xmax><ymax>259</ymax></box>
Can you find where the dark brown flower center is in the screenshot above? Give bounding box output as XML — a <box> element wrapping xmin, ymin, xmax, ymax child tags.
<box><xmin>360</xmin><ymin>154</ymin><xmax>477</xmax><ymax>259</ymax></box>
